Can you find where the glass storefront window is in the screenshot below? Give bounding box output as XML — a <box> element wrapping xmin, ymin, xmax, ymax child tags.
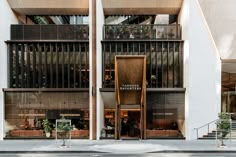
<box><xmin>103</xmin><ymin>110</ymin><xmax>115</xmax><ymax>138</ymax></box>
<box><xmin>4</xmin><ymin>91</ymin><xmax>89</xmax><ymax>139</ymax></box>
<box><xmin>146</xmin><ymin>92</ymin><xmax>185</xmax><ymax>138</ymax></box>
<box><xmin>222</xmin><ymin>92</ymin><xmax>236</xmax><ymax>120</ymax></box>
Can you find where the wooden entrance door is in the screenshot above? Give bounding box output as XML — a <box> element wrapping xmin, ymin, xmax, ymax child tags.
<box><xmin>114</xmin><ymin>56</ymin><xmax>146</xmax><ymax>139</ymax></box>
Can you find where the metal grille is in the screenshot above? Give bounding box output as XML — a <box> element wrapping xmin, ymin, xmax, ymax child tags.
<box><xmin>8</xmin><ymin>42</ymin><xmax>89</xmax><ymax>88</ymax></box>
<box><xmin>102</xmin><ymin>41</ymin><xmax>184</xmax><ymax>88</ymax></box>
<box><xmin>58</xmin><ymin>25</ymin><xmax>75</xmax><ymax>40</ymax></box>
<box><xmin>24</xmin><ymin>25</ymin><xmax>40</xmax><ymax>40</ymax></box>
<box><xmin>10</xmin><ymin>25</ymin><xmax>89</xmax><ymax>41</ymax></box>
<box><xmin>41</xmin><ymin>25</ymin><xmax>57</xmax><ymax>40</ymax></box>
<box><xmin>11</xmin><ymin>25</ymin><xmax>23</xmax><ymax>40</ymax></box>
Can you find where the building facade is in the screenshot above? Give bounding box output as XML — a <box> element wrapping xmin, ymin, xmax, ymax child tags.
<box><xmin>2</xmin><ymin>0</ymin><xmax>233</xmax><ymax>140</ymax></box>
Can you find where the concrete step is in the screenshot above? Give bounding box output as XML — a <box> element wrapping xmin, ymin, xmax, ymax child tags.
<box><xmin>198</xmin><ymin>126</ymin><xmax>236</xmax><ymax>139</ymax></box>
<box><xmin>198</xmin><ymin>137</ymin><xmax>215</xmax><ymax>140</ymax></box>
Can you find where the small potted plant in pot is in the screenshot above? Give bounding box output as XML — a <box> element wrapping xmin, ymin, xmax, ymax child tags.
<box><xmin>217</xmin><ymin>112</ymin><xmax>231</xmax><ymax>147</ymax></box>
<box><xmin>57</xmin><ymin>117</ymin><xmax>73</xmax><ymax>147</ymax></box>
<box><xmin>42</xmin><ymin>119</ymin><xmax>52</xmax><ymax>138</ymax></box>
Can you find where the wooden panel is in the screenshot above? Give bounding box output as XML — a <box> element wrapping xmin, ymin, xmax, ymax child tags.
<box><xmin>103</xmin><ymin>8</ymin><xmax>181</xmax><ymax>15</ymax></box>
<box><xmin>115</xmin><ymin>56</ymin><xmax>146</xmax><ymax>139</ymax></box>
<box><xmin>102</xmin><ymin>0</ymin><xmax>183</xmax><ymax>15</ymax></box>
<box><xmin>222</xmin><ymin>72</ymin><xmax>236</xmax><ymax>91</ymax></box>
<box><xmin>115</xmin><ymin>56</ymin><xmax>145</xmax><ymax>105</ymax></box>
<box><xmin>7</xmin><ymin>0</ymin><xmax>89</xmax><ymax>15</ymax></box>
<box><xmin>91</xmin><ymin>0</ymin><xmax>97</xmax><ymax>140</ymax></box>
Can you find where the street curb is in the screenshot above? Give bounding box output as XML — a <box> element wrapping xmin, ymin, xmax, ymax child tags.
<box><xmin>149</xmin><ymin>150</ymin><xmax>236</xmax><ymax>153</ymax></box>
<box><xmin>1</xmin><ymin>150</ymin><xmax>236</xmax><ymax>154</ymax></box>
<box><xmin>0</xmin><ymin>151</ymin><xmax>107</xmax><ymax>154</ymax></box>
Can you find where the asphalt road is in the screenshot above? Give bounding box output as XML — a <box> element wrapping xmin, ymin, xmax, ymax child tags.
<box><xmin>0</xmin><ymin>153</ymin><xmax>236</xmax><ymax>157</ymax></box>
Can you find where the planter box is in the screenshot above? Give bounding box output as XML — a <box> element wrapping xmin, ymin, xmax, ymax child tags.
<box><xmin>52</xmin><ymin>130</ymin><xmax>89</xmax><ymax>138</ymax></box>
<box><xmin>9</xmin><ymin>130</ymin><xmax>43</xmax><ymax>137</ymax></box>
<box><xmin>146</xmin><ymin>129</ymin><xmax>179</xmax><ymax>137</ymax></box>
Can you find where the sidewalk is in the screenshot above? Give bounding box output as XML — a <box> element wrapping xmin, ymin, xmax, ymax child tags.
<box><xmin>0</xmin><ymin>139</ymin><xmax>236</xmax><ymax>154</ymax></box>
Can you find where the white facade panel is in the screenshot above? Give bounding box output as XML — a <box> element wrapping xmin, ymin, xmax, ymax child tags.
<box><xmin>180</xmin><ymin>0</ymin><xmax>221</xmax><ymax>140</ymax></box>
<box><xmin>0</xmin><ymin>0</ymin><xmax>18</xmax><ymax>140</ymax></box>
<box><xmin>96</xmin><ymin>0</ymin><xmax>105</xmax><ymax>140</ymax></box>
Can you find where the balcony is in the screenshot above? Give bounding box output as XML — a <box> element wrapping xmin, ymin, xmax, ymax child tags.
<box><xmin>7</xmin><ymin>0</ymin><xmax>89</xmax><ymax>15</ymax></box>
<box><xmin>103</xmin><ymin>24</ymin><xmax>181</xmax><ymax>40</ymax></box>
<box><xmin>102</xmin><ymin>0</ymin><xmax>183</xmax><ymax>15</ymax></box>
<box><xmin>10</xmin><ymin>25</ymin><xmax>89</xmax><ymax>41</ymax></box>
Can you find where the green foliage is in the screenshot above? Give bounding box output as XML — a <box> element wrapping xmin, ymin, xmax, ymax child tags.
<box><xmin>57</xmin><ymin>117</ymin><xmax>73</xmax><ymax>138</ymax></box>
<box><xmin>57</xmin><ymin>121</ymin><xmax>73</xmax><ymax>133</ymax></box>
<box><xmin>33</xmin><ymin>16</ymin><xmax>48</xmax><ymax>24</ymax></box>
<box><xmin>42</xmin><ymin>119</ymin><xmax>52</xmax><ymax>133</ymax></box>
<box><xmin>217</xmin><ymin>112</ymin><xmax>231</xmax><ymax>137</ymax></box>
<box><xmin>56</xmin><ymin>117</ymin><xmax>73</xmax><ymax>146</ymax></box>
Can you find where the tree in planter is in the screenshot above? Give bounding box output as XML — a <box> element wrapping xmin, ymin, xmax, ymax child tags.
<box><xmin>217</xmin><ymin>112</ymin><xmax>231</xmax><ymax>146</ymax></box>
<box><xmin>56</xmin><ymin>118</ymin><xmax>73</xmax><ymax>147</ymax></box>
<box><xmin>42</xmin><ymin>119</ymin><xmax>52</xmax><ymax>138</ymax></box>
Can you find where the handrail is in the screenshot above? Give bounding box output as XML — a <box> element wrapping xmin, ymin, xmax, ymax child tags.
<box><xmin>194</xmin><ymin>119</ymin><xmax>217</xmax><ymax>130</ymax></box>
<box><xmin>194</xmin><ymin>119</ymin><xmax>218</xmax><ymax>139</ymax></box>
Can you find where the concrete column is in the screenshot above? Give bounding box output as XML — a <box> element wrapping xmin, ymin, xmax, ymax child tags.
<box><xmin>179</xmin><ymin>0</ymin><xmax>221</xmax><ymax>140</ymax></box>
<box><xmin>89</xmin><ymin>0</ymin><xmax>97</xmax><ymax>140</ymax></box>
<box><xmin>96</xmin><ymin>0</ymin><xmax>105</xmax><ymax>140</ymax></box>
<box><xmin>0</xmin><ymin>0</ymin><xmax>18</xmax><ymax>140</ymax></box>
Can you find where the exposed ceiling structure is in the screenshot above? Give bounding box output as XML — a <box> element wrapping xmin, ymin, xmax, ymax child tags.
<box><xmin>222</xmin><ymin>62</ymin><xmax>236</xmax><ymax>73</ymax></box>
<box><xmin>7</xmin><ymin>0</ymin><xmax>89</xmax><ymax>15</ymax></box>
<box><xmin>7</xmin><ymin>0</ymin><xmax>183</xmax><ymax>16</ymax></box>
<box><xmin>102</xmin><ymin>0</ymin><xmax>183</xmax><ymax>15</ymax></box>
<box><xmin>198</xmin><ymin>0</ymin><xmax>236</xmax><ymax>59</ymax></box>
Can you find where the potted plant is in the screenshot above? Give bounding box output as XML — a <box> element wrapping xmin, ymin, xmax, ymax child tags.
<box><xmin>57</xmin><ymin>117</ymin><xmax>73</xmax><ymax>147</ymax></box>
<box><xmin>217</xmin><ymin>112</ymin><xmax>231</xmax><ymax>146</ymax></box>
<box><xmin>42</xmin><ymin>119</ymin><xmax>52</xmax><ymax>138</ymax></box>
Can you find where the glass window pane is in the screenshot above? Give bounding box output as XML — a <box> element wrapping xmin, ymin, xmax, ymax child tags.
<box><xmin>5</xmin><ymin>91</ymin><xmax>89</xmax><ymax>139</ymax></box>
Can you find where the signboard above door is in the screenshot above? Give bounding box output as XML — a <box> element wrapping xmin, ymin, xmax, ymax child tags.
<box><xmin>115</xmin><ymin>56</ymin><xmax>146</xmax><ymax>105</ymax></box>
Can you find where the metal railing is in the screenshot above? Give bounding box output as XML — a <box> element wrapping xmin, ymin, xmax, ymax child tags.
<box><xmin>11</xmin><ymin>24</ymin><xmax>89</xmax><ymax>41</ymax></box>
<box><xmin>195</xmin><ymin>118</ymin><xmax>235</xmax><ymax>140</ymax></box>
<box><xmin>194</xmin><ymin>119</ymin><xmax>217</xmax><ymax>139</ymax></box>
<box><xmin>103</xmin><ymin>24</ymin><xmax>181</xmax><ymax>40</ymax></box>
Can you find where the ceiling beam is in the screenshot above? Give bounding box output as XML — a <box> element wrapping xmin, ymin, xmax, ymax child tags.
<box><xmin>7</xmin><ymin>0</ymin><xmax>89</xmax><ymax>15</ymax></box>
<box><xmin>102</xmin><ymin>0</ymin><xmax>183</xmax><ymax>15</ymax></box>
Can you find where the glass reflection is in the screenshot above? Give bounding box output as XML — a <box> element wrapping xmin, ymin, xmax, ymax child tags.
<box><xmin>5</xmin><ymin>92</ymin><xmax>89</xmax><ymax>139</ymax></box>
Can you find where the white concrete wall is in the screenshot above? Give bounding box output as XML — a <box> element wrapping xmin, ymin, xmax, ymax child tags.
<box><xmin>178</xmin><ymin>0</ymin><xmax>189</xmax><ymax>139</ymax></box>
<box><xmin>96</xmin><ymin>0</ymin><xmax>105</xmax><ymax>140</ymax></box>
<box><xmin>105</xmin><ymin>16</ymin><xmax>127</xmax><ymax>24</ymax></box>
<box><xmin>89</xmin><ymin>0</ymin><xmax>93</xmax><ymax>140</ymax></box>
<box><xmin>179</xmin><ymin>0</ymin><xmax>221</xmax><ymax>140</ymax></box>
<box><xmin>0</xmin><ymin>0</ymin><xmax>18</xmax><ymax>140</ymax></box>
<box><xmin>198</xmin><ymin>0</ymin><xmax>236</xmax><ymax>59</ymax></box>
<box><xmin>154</xmin><ymin>15</ymin><xmax>169</xmax><ymax>24</ymax></box>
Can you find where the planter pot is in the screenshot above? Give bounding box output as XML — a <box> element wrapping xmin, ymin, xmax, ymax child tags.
<box><xmin>46</xmin><ymin>132</ymin><xmax>51</xmax><ymax>138</ymax></box>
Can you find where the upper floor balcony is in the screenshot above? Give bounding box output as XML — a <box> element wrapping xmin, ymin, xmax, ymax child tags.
<box><xmin>103</xmin><ymin>24</ymin><xmax>181</xmax><ymax>40</ymax></box>
<box><xmin>10</xmin><ymin>24</ymin><xmax>89</xmax><ymax>41</ymax></box>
